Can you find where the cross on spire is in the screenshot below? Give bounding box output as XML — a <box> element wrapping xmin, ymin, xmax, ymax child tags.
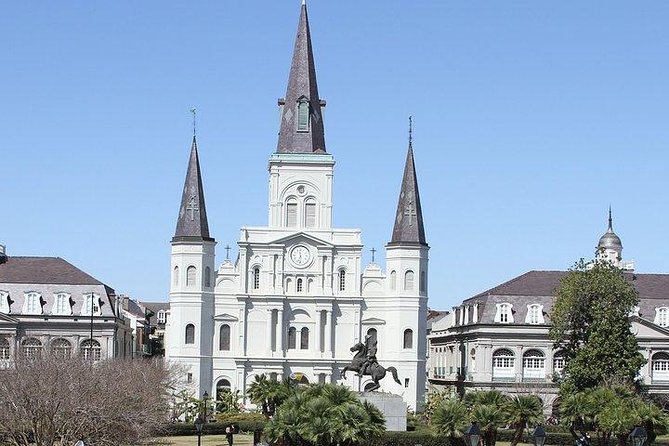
<box><xmin>225</xmin><ymin>245</ymin><xmax>231</xmax><ymax>260</ymax></box>
<box><xmin>371</xmin><ymin>247</ymin><xmax>376</xmax><ymax>263</ymax></box>
<box><xmin>409</xmin><ymin>115</ymin><xmax>413</xmax><ymax>147</ymax></box>
<box><xmin>190</xmin><ymin>108</ymin><xmax>197</xmax><ymax>137</ymax></box>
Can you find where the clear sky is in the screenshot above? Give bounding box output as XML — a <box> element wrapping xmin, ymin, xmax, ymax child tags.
<box><xmin>2</xmin><ymin>2</ymin><xmax>668</xmax><ymax>309</ymax></box>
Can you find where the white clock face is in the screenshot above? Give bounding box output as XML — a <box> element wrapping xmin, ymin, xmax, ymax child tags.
<box><xmin>290</xmin><ymin>246</ymin><xmax>311</xmax><ymax>267</ymax></box>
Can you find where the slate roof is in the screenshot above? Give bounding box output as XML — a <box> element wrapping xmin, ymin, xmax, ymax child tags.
<box><xmin>389</xmin><ymin>143</ymin><xmax>427</xmax><ymax>246</ymax></box>
<box><xmin>276</xmin><ymin>2</ymin><xmax>327</xmax><ymax>154</ymax></box>
<box><xmin>141</xmin><ymin>301</ymin><xmax>169</xmax><ymax>314</ymax></box>
<box><xmin>0</xmin><ymin>256</ymin><xmax>104</xmax><ymax>285</ymax></box>
<box><xmin>462</xmin><ymin>270</ymin><xmax>669</xmax><ymax>325</ymax></box>
<box><xmin>173</xmin><ymin>136</ymin><xmax>213</xmax><ymax>243</ymax></box>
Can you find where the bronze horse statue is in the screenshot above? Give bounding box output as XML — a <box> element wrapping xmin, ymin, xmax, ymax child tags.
<box><xmin>340</xmin><ymin>341</ymin><xmax>401</xmax><ymax>391</ymax></box>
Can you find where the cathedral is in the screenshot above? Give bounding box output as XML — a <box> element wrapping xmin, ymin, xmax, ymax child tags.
<box><xmin>165</xmin><ymin>3</ymin><xmax>428</xmax><ymax>410</ymax></box>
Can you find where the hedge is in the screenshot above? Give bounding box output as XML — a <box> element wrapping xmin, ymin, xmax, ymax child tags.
<box><xmin>159</xmin><ymin>420</ymin><xmax>266</xmax><ymax>436</ymax></box>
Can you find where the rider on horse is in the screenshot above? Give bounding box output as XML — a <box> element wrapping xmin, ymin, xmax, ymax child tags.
<box><xmin>359</xmin><ymin>335</ymin><xmax>378</xmax><ymax>377</ymax></box>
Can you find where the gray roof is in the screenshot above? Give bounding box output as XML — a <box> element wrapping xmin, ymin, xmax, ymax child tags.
<box><xmin>389</xmin><ymin>144</ymin><xmax>427</xmax><ymax>246</ymax></box>
<box><xmin>463</xmin><ymin>270</ymin><xmax>669</xmax><ymax>325</ymax></box>
<box><xmin>0</xmin><ymin>257</ymin><xmax>104</xmax><ymax>286</ymax></box>
<box><xmin>140</xmin><ymin>301</ymin><xmax>169</xmax><ymax>313</ymax></box>
<box><xmin>276</xmin><ymin>3</ymin><xmax>327</xmax><ymax>154</ymax></box>
<box><xmin>173</xmin><ymin>137</ymin><xmax>213</xmax><ymax>243</ymax></box>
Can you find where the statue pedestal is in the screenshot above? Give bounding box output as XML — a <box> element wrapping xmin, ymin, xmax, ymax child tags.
<box><xmin>357</xmin><ymin>392</ymin><xmax>407</xmax><ymax>431</ymax></box>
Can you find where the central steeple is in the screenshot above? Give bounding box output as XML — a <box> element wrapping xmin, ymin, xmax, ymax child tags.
<box><xmin>276</xmin><ymin>2</ymin><xmax>327</xmax><ymax>154</ymax></box>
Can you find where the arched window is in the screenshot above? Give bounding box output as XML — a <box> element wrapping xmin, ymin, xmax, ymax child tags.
<box><xmin>24</xmin><ymin>292</ymin><xmax>41</xmax><ymax>315</ymax></box>
<box><xmin>492</xmin><ymin>348</ymin><xmax>515</xmax><ymax>379</ymax></box>
<box><xmin>420</xmin><ymin>271</ymin><xmax>426</xmax><ymax>292</ymax></box>
<box><xmin>525</xmin><ymin>304</ymin><xmax>544</xmax><ymax>325</ymax></box>
<box><xmin>220</xmin><ymin>324</ymin><xmax>231</xmax><ymax>351</ymax></box>
<box><xmin>22</xmin><ymin>338</ymin><xmax>42</xmax><ymax>359</ymax></box>
<box><xmin>186</xmin><ymin>266</ymin><xmax>197</xmax><ymax>287</ymax></box>
<box><xmin>185</xmin><ymin>323</ymin><xmax>195</xmax><ymax>344</ymax></box>
<box><xmin>403</xmin><ymin>329</ymin><xmax>414</xmax><ymax>349</ymax></box>
<box><xmin>286</xmin><ymin>277</ymin><xmax>293</xmax><ymax>293</ymax></box>
<box><xmin>652</xmin><ymin>352</ymin><xmax>669</xmax><ymax>382</ymax></box>
<box><xmin>173</xmin><ymin>266</ymin><xmax>179</xmax><ymax>286</ymax></box>
<box><xmin>51</xmin><ymin>338</ymin><xmax>72</xmax><ymax>359</ymax></box>
<box><xmin>216</xmin><ymin>379</ymin><xmax>232</xmax><ymax>402</ymax></box>
<box><xmin>0</xmin><ymin>337</ymin><xmax>9</xmax><ymax>360</ymax></box>
<box><xmin>53</xmin><ymin>293</ymin><xmax>70</xmax><ymax>315</ymax></box>
<box><xmin>300</xmin><ymin>327</ymin><xmax>309</xmax><ymax>349</ymax></box>
<box><xmin>297</xmin><ymin>97</ymin><xmax>310</xmax><ymax>132</ymax></box>
<box><xmin>297</xmin><ymin>278</ymin><xmax>303</xmax><ymax>292</ymax></box>
<box><xmin>288</xmin><ymin>327</ymin><xmax>297</xmax><ymax>350</ymax></box>
<box><xmin>304</xmin><ymin>199</ymin><xmax>316</xmax><ymax>228</ymax></box>
<box><xmin>286</xmin><ymin>198</ymin><xmax>298</xmax><ymax>227</ymax></box>
<box><xmin>522</xmin><ymin>349</ymin><xmax>546</xmax><ymax>379</ymax></box>
<box><xmin>404</xmin><ymin>270</ymin><xmax>414</xmax><ymax>291</ymax></box>
<box><xmin>253</xmin><ymin>267</ymin><xmax>261</xmax><ymax>290</ymax></box>
<box><xmin>307</xmin><ymin>278</ymin><xmax>313</xmax><ymax>293</ymax></box>
<box><xmin>390</xmin><ymin>271</ymin><xmax>396</xmax><ymax>290</ymax></box>
<box><xmin>204</xmin><ymin>267</ymin><xmax>211</xmax><ymax>287</ymax></box>
<box><xmin>553</xmin><ymin>351</ymin><xmax>566</xmax><ymax>375</ymax></box>
<box><xmin>656</xmin><ymin>307</ymin><xmax>669</xmax><ymax>327</ymax></box>
<box><xmin>81</xmin><ymin>339</ymin><xmax>101</xmax><ymax>362</ymax></box>
<box><xmin>338</xmin><ymin>269</ymin><xmax>346</xmax><ymax>292</ymax></box>
<box><xmin>366</xmin><ymin>328</ymin><xmax>378</xmax><ymax>345</ymax></box>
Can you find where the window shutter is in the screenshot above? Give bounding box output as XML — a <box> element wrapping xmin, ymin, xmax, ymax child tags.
<box><xmin>286</xmin><ymin>203</ymin><xmax>297</xmax><ymax>227</ymax></box>
<box><xmin>305</xmin><ymin>202</ymin><xmax>316</xmax><ymax>228</ymax></box>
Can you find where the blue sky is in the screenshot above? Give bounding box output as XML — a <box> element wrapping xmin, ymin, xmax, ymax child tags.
<box><xmin>2</xmin><ymin>2</ymin><xmax>668</xmax><ymax>309</ymax></box>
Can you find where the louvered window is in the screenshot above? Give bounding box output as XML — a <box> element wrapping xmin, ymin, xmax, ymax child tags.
<box><xmin>297</xmin><ymin>98</ymin><xmax>309</xmax><ymax>132</ymax></box>
<box><xmin>286</xmin><ymin>201</ymin><xmax>298</xmax><ymax>227</ymax></box>
<box><xmin>305</xmin><ymin>200</ymin><xmax>316</xmax><ymax>228</ymax></box>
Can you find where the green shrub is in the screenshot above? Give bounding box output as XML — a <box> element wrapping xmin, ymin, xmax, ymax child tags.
<box><xmin>159</xmin><ymin>420</ymin><xmax>266</xmax><ymax>436</ymax></box>
<box><xmin>215</xmin><ymin>412</ymin><xmax>266</xmax><ymax>424</ymax></box>
<box><xmin>496</xmin><ymin>428</ymin><xmax>574</xmax><ymax>446</ymax></box>
<box><xmin>365</xmin><ymin>431</ymin><xmax>456</xmax><ymax>446</ymax></box>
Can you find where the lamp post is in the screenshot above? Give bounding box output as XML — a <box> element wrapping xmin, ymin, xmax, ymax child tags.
<box><xmin>194</xmin><ymin>416</ymin><xmax>203</xmax><ymax>446</ymax></box>
<box><xmin>202</xmin><ymin>391</ymin><xmax>210</xmax><ymax>422</ymax></box>
<box><xmin>630</xmin><ymin>426</ymin><xmax>648</xmax><ymax>446</ymax></box>
<box><xmin>532</xmin><ymin>426</ymin><xmax>546</xmax><ymax>446</ymax></box>
<box><xmin>464</xmin><ymin>423</ymin><xmax>481</xmax><ymax>446</ymax></box>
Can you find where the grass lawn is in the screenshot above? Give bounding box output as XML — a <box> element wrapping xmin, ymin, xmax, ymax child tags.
<box><xmin>147</xmin><ymin>434</ymin><xmax>254</xmax><ymax>446</ymax></box>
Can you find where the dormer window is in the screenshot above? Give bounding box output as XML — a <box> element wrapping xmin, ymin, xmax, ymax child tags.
<box><xmin>297</xmin><ymin>97</ymin><xmax>310</xmax><ymax>132</ymax></box>
<box><xmin>525</xmin><ymin>304</ymin><xmax>544</xmax><ymax>325</ymax></box>
<box><xmin>52</xmin><ymin>293</ymin><xmax>71</xmax><ymax>315</ymax></box>
<box><xmin>157</xmin><ymin>310</ymin><xmax>166</xmax><ymax>324</ymax></box>
<box><xmin>82</xmin><ymin>293</ymin><xmax>101</xmax><ymax>316</ymax></box>
<box><xmin>24</xmin><ymin>292</ymin><xmax>42</xmax><ymax>315</ymax></box>
<box><xmin>494</xmin><ymin>303</ymin><xmax>514</xmax><ymax>324</ymax></box>
<box><xmin>656</xmin><ymin>307</ymin><xmax>669</xmax><ymax>327</ymax></box>
<box><xmin>0</xmin><ymin>291</ymin><xmax>10</xmax><ymax>314</ymax></box>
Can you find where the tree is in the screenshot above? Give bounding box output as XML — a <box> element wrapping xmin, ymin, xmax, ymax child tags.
<box><xmin>247</xmin><ymin>374</ymin><xmax>295</xmax><ymax>419</ymax></box>
<box><xmin>504</xmin><ymin>395</ymin><xmax>544</xmax><ymax>446</ymax></box>
<box><xmin>550</xmin><ymin>259</ymin><xmax>646</xmax><ymax>393</ymax></box>
<box><xmin>264</xmin><ymin>383</ymin><xmax>385</xmax><ymax>446</ymax></box>
<box><xmin>0</xmin><ymin>355</ymin><xmax>176</xmax><ymax>446</ymax></box>
<box><xmin>464</xmin><ymin>391</ymin><xmax>510</xmax><ymax>446</ymax></box>
<box><xmin>431</xmin><ymin>398</ymin><xmax>468</xmax><ymax>442</ymax></box>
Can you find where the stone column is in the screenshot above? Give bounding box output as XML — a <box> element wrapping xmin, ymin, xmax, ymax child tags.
<box><xmin>315</xmin><ymin>310</ymin><xmax>323</xmax><ymax>355</ymax></box>
<box><xmin>277</xmin><ymin>308</ymin><xmax>284</xmax><ymax>355</ymax></box>
<box><xmin>266</xmin><ymin>309</ymin><xmax>273</xmax><ymax>354</ymax></box>
<box><xmin>325</xmin><ymin>310</ymin><xmax>333</xmax><ymax>357</ymax></box>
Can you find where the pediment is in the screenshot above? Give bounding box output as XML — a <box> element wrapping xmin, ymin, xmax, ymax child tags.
<box><xmin>214</xmin><ymin>313</ymin><xmax>239</xmax><ymax>322</ymax></box>
<box><xmin>361</xmin><ymin>317</ymin><xmax>386</xmax><ymax>325</ymax></box>
<box><xmin>270</xmin><ymin>232</ymin><xmax>334</xmax><ymax>248</ymax></box>
<box><xmin>631</xmin><ymin>316</ymin><xmax>669</xmax><ymax>339</ymax></box>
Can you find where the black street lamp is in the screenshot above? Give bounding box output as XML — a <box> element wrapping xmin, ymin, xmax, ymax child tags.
<box><xmin>194</xmin><ymin>416</ymin><xmax>204</xmax><ymax>446</ymax></box>
<box><xmin>202</xmin><ymin>391</ymin><xmax>210</xmax><ymax>422</ymax></box>
<box><xmin>630</xmin><ymin>426</ymin><xmax>648</xmax><ymax>446</ymax></box>
<box><xmin>532</xmin><ymin>426</ymin><xmax>546</xmax><ymax>446</ymax></box>
<box><xmin>465</xmin><ymin>423</ymin><xmax>481</xmax><ymax>446</ymax></box>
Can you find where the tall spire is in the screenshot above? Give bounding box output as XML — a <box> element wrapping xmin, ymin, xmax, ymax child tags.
<box><xmin>608</xmin><ymin>205</ymin><xmax>613</xmax><ymax>231</ymax></box>
<box><xmin>173</xmin><ymin>136</ymin><xmax>213</xmax><ymax>243</ymax></box>
<box><xmin>389</xmin><ymin>117</ymin><xmax>427</xmax><ymax>246</ymax></box>
<box><xmin>276</xmin><ymin>2</ymin><xmax>327</xmax><ymax>154</ymax></box>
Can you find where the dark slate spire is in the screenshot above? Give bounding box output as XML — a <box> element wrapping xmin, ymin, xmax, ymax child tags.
<box><xmin>389</xmin><ymin>119</ymin><xmax>427</xmax><ymax>246</ymax></box>
<box><xmin>173</xmin><ymin>136</ymin><xmax>214</xmax><ymax>243</ymax></box>
<box><xmin>276</xmin><ymin>2</ymin><xmax>327</xmax><ymax>154</ymax></box>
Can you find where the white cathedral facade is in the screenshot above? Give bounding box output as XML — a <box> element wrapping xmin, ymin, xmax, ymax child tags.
<box><xmin>165</xmin><ymin>3</ymin><xmax>428</xmax><ymax>411</ymax></box>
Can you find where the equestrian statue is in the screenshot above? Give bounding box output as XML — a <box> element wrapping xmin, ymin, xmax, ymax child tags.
<box><xmin>340</xmin><ymin>335</ymin><xmax>401</xmax><ymax>391</ymax></box>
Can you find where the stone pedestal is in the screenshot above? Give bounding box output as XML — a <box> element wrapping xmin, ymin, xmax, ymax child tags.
<box><xmin>357</xmin><ymin>392</ymin><xmax>407</xmax><ymax>431</ymax></box>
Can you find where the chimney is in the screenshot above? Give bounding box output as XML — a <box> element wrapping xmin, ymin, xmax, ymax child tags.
<box><xmin>0</xmin><ymin>245</ymin><xmax>7</xmax><ymax>264</ymax></box>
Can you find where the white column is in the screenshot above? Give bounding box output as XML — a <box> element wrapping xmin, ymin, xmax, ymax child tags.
<box><xmin>277</xmin><ymin>308</ymin><xmax>284</xmax><ymax>355</ymax></box>
<box><xmin>473</xmin><ymin>304</ymin><xmax>478</xmax><ymax>323</ymax></box>
<box><xmin>266</xmin><ymin>309</ymin><xmax>273</xmax><ymax>354</ymax></box>
<box><xmin>451</xmin><ymin>308</ymin><xmax>457</xmax><ymax>327</ymax></box>
<box><xmin>464</xmin><ymin>306</ymin><xmax>469</xmax><ymax>324</ymax></box>
<box><xmin>315</xmin><ymin>310</ymin><xmax>323</xmax><ymax>356</ymax></box>
<box><xmin>325</xmin><ymin>310</ymin><xmax>333</xmax><ymax>357</ymax></box>
<box><xmin>459</xmin><ymin>307</ymin><xmax>464</xmax><ymax>325</ymax></box>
